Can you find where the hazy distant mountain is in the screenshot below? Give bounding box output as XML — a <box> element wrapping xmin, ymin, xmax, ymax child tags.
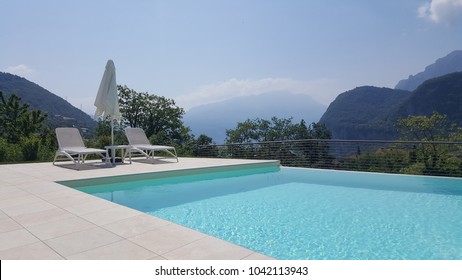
<box><xmin>184</xmin><ymin>91</ymin><xmax>327</xmax><ymax>143</ymax></box>
<box><xmin>319</xmin><ymin>86</ymin><xmax>412</xmax><ymax>139</ymax></box>
<box><xmin>395</xmin><ymin>50</ymin><xmax>462</xmax><ymax>91</ymax></box>
<box><xmin>0</xmin><ymin>72</ymin><xmax>97</xmax><ymax>130</ymax></box>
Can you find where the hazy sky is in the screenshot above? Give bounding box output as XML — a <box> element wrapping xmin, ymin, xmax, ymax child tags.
<box><xmin>2</xmin><ymin>0</ymin><xmax>462</xmax><ymax>114</ymax></box>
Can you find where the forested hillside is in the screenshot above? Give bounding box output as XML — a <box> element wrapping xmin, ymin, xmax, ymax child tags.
<box><xmin>0</xmin><ymin>72</ymin><xmax>97</xmax><ymax>130</ymax></box>
<box><xmin>395</xmin><ymin>72</ymin><xmax>462</xmax><ymax>125</ymax></box>
<box><xmin>319</xmin><ymin>86</ymin><xmax>411</xmax><ymax>139</ymax></box>
<box><xmin>320</xmin><ymin>72</ymin><xmax>462</xmax><ymax>140</ymax></box>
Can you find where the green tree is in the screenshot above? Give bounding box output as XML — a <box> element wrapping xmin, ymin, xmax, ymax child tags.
<box><xmin>308</xmin><ymin>122</ymin><xmax>332</xmax><ymax>139</ymax></box>
<box><xmin>118</xmin><ymin>85</ymin><xmax>151</xmax><ymax>128</ymax></box>
<box><xmin>0</xmin><ymin>92</ymin><xmax>53</xmax><ymax>162</ymax></box>
<box><xmin>397</xmin><ymin>112</ymin><xmax>461</xmax><ymax>175</ymax></box>
<box><xmin>397</xmin><ymin>112</ymin><xmax>449</xmax><ymax>141</ymax></box>
<box><xmin>266</xmin><ymin>117</ymin><xmax>298</xmax><ymax>141</ymax></box>
<box><xmin>196</xmin><ymin>134</ymin><xmax>213</xmax><ymax>146</ymax></box>
<box><xmin>225</xmin><ymin>117</ymin><xmax>331</xmax><ymax>143</ymax></box>
<box><xmin>224</xmin><ymin>117</ymin><xmax>332</xmax><ymax>166</ymax></box>
<box><xmin>0</xmin><ymin>92</ymin><xmax>47</xmax><ymax>143</ymax></box>
<box><xmin>118</xmin><ymin>85</ymin><xmax>187</xmax><ymax>141</ymax></box>
<box><xmin>225</xmin><ymin>118</ymin><xmax>268</xmax><ymax>143</ymax></box>
<box><xmin>117</xmin><ymin>85</ymin><xmax>208</xmax><ymax>155</ymax></box>
<box><xmin>93</xmin><ymin>117</ymin><xmax>124</xmax><ymax>149</ymax></box>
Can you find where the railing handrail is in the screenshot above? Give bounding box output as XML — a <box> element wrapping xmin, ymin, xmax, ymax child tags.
<box><xmin>196</xmin><ymin>139</ymin><xmax>462</xmax><ymax>178</ymax></box>
<box><xmin>199</xmin><ymin>139</ymin><xmax>462</xmax><ymax>148</ymax></box>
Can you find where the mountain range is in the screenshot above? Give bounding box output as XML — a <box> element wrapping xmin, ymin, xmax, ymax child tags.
<box><xmin>1</xmin><ymin>49</ymin><xmax>461</xmax><ymax>142</ymax></box>
<box><xmin>320</xmin><ymin>72</ymin><xmax>462</xmax><ymax>139</ymax></box>
<box><xmin>320</xmin><ymin>50</ymin><xmax>462</xmax><ymax>140</ymax></box>
<box><xmin>186</xmin><ymin>50</ymin><xmax>462</xmax><ymax>142</ymax></box>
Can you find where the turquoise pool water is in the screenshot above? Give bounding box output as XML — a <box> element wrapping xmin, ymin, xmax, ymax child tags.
<box><xmin>74</xmin><ymin>166</ymin><xmax>462</xmax><ymax>259</ymax></box>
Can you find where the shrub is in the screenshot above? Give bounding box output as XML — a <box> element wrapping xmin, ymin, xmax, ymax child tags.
<box><xmin>20</xmin><ymin>136</ymin><xmax>40</xmax><ymax>161</ymax></box>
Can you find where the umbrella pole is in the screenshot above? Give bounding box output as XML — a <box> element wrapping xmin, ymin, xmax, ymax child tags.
<box><xmin>111</xmin><ymin>119</ymin><xmax>115</xmax><ymax>146</ymax></box>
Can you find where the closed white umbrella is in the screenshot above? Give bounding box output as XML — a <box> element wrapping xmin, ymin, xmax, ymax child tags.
<box><xmin>94</xmin><ymin>59</ymin><xmax>121</xmax><ymax>145</ymax></box>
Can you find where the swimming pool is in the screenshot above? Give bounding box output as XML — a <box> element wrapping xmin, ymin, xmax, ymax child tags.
<box><xmin>69</xmin><ymin>166</ymin><xmax>462</xmax><ymax>260</ymax></box>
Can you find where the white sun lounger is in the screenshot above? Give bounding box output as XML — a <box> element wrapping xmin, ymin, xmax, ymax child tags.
<box><xmin>53</xmin><ymin>127</ymin><xmax>108</xmax><ymax>169</ymax></box>
<box><xmin>125</xmin><ymin>127</ymin><xmax>178</xmax><ymax>162</ymax></box>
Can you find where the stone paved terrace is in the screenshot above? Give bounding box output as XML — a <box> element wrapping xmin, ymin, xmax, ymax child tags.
<box><xmin>0</xmin><ymin>157</ymin><xmax>278</xmax><ymax>260</ymax></box>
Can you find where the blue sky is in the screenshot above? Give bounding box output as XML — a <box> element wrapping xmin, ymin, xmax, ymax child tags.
<box><xmin>1</xmin><ymin>0</ymin><xmax>462</xmax><ymax>114</ymax></box>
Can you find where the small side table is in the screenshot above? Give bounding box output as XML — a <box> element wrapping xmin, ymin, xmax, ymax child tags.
<box><xmin>105</xmin><ymin>145</ymin><xmax>132</xmax><ymax>164</ymax></box>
